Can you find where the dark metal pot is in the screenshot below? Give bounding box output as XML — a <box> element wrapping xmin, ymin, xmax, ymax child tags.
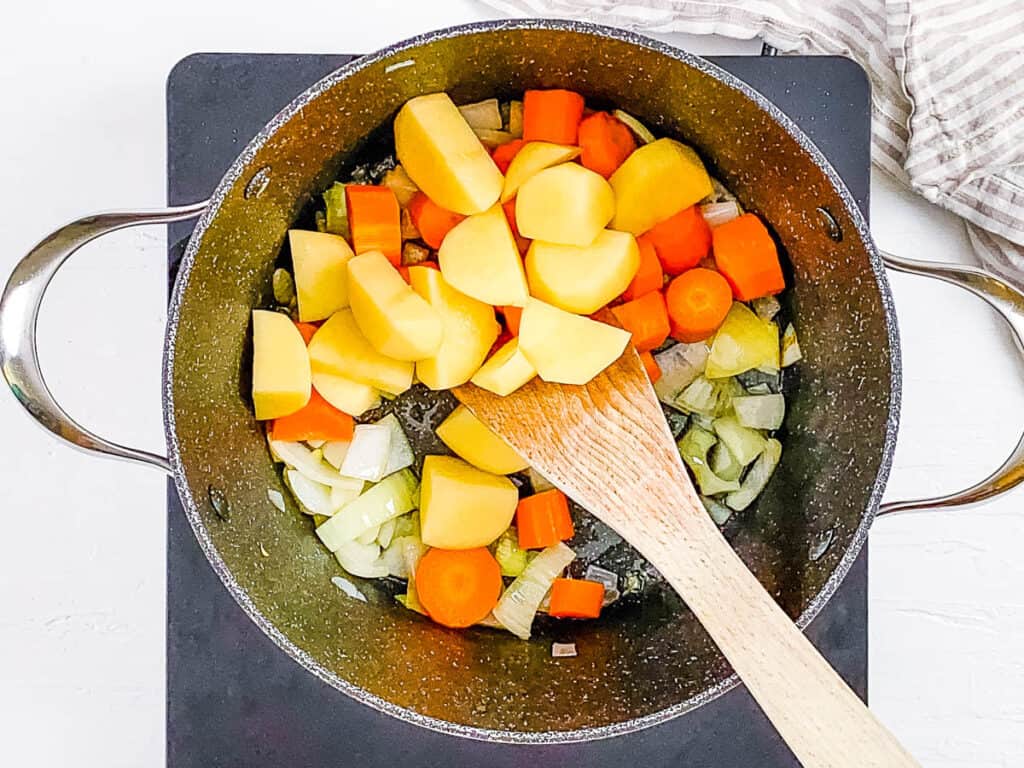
<box><xmin>4</xmin><ymin>19</ymin><xmax>1024</xmax><ymax>744</ymax></box>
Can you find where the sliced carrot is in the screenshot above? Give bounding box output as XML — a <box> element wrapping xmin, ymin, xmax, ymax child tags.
<box><xmin>522</xmin><ymin>89</ymin><xmax>585</xmax><ymax>145</ymax></box>
<box><xmin>665</xmin><ymin>268</ymin><xmax>733</xmax><ymax>343</ymax></box>
<box><xmin>712</xmin><ymin>213</ymin><xmax>785</xmax><ymax>300</ymax></box>
<box><xmin>516</xmin><ymin>489</ymin><xmax>574</xmax><ymax>550</ymax></box>
<box><xmin>408</xmin><ymin>192</ymin><xmax>465</xmax><ymax>249</ymax></box>
<box><xmin>500</xmin><ymin>305</ymin><xmax>523</xmax><ymax>336</ymax></box>
<box><xmin>646</xmin><ymin>205</ymin><xmax>712</xmax><ymax>275</ymax></box>
<box><xmin>639</xmin><ymin>351</ymin><xmax>661</xmax><ymax>383</ymax></box>
<box><xmin>397</xmin><ymin>266</ymin><xmax>411</xmax><ymax>284</ymax></box>
<box><xmin>577</xmin><ymin>111</ymin><xmax>636</xmax><ymax>178</ymax></box>
<box><xmin>270</xmin><ymin>388</ymin><xmax>354</xmax><ymax>442</ymax></box>
<box><xmin>491</xmin><ymin>138</ymin><xmax>525</xmax><ymax>174</ymax></box>
<box><xmin>294</xmin><ymin>322</ymin><xmax>319</xmax><ymax>345</ymax></box>
<box><xmin>548</xmin><ymin>578</ymin><xmax>605</xmax><ymax>619</ymax></box>
<box><xmin>415</xmin><ymin>547</ymin><xmax>503</xmax><ymax>628</ymax></box>
<box><xmin>345</xmin><ymin>185</ymin><xmax>402</xmax><ymax>265</ymax></box>
<box><xmin>501</xmin><ymin>198</ymin><xmax>530</xmax><ymax>253</ymax></box>
<box><xmin>611</xmin><ymin>290</ymin><xmax>670</xmax><ymax>353</ymax></box>
<box><xmin>622</xmin><ymin>234</ymin><xmax>663</xmax><ymax>301</ymax></box>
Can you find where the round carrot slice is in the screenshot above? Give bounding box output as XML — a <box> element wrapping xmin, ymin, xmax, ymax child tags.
<box><xmin>415</xmin><ymin>547</ymin><xmax>503</xmax><ymax>628</ymax></box>
<box><xmin>665</xmin><ymin>268</ymin><xmax>733</xmax><ymax>343</ymax></box>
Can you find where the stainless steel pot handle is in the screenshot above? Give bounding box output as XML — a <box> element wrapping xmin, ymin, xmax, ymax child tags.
<box><xmin>878</xmin><ymin>250</ymin><xmax>1024</xmax><ymax>515</ymax></box>
<box><xmin>0</xmin><ymin>203</ymin><xmax>208</xmax><ymax>474</ymax></box>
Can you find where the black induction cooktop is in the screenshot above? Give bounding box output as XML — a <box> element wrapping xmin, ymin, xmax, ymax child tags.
<box><xmin>167</xmin><ymin>51</ymin><xmax>871</xmax><ymax>768</ymax></box>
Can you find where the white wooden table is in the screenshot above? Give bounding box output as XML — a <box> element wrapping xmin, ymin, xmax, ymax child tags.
<box><xmin>0</xmin><ymin>1</ymin><xmax>1021</xmax><ymax>765</ymax></box>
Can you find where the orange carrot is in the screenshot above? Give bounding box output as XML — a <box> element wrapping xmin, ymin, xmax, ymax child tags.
<box><xmin>548</xmin><ymin>578</ymin><xmax>605</xmax><ymax>619</ymax></box>
<box><xmin>516</xmin><ymin>489</ymin><xmax>574</xmax><ymax>550</ymax></box>
<box><xmin>639</xmin><ymin>351</ymin><xmax>661</xmax><ymax>383</ymax></box>
<box><xmin>522</xmin><ymin>89</ymin><xmax>585</xmax><ymax>145</ymax></box>
<box><xmin>501</xmin><ymin>198</ymin><xmax>530</xmax><ymax>253</ymax></box>
<box><xmin>294</xmin><ymin>322</ymin><xmax>319</xmax><ymax>345</ymax></box>
<box><xmin>345</xmin><ymin>185</ymin><xmax>402</xmax><ymax>265</ymax></box>
<box><xmin>270</xmin><ymin>388</ymin><xmax>354</xmax><ymax>442</ymax></box>
<box><xmin>500</xmin><ymin>305</ymin><xmax>523</xmax><ymax>336</ymax></box>
<box><xmin>712</xmin><ymin>213</ymin><xmax>785</xmax><ymax>300</ymax></box>
<box><xmin>577</xmin><ymin>112</ymin><xmax>636</xmax><ymax>178</ymax></box>
<box><xmin>489</xmin><ymin>327</ymin><xmax>514</xmax><ymax>357</ymax></box>
<box><xmin>491</xmin><ymin>138</ymin><xmax>525</xmax><ymax>174</ymax></box>
<box><xmin>397</xmin><ymin>266</ymin><xmax>411</xmax><ymax>284</ymax></box>
<box><xmin>415</xmin><ymin>547</ymin><xmax>503</xmax><ymax>628</ymax></box>
<box><xmin>611</xmin><ymin>290</ymin><xmax>670</xmax><ymax>353</ymax></box>
<box><xmin>665</xmin><ymin>268</ymin><xmax>733</xmax><ymax>343</ymax></box>
<box><xmin>408</xmin><ymin>192</ymin><xmax>465</xmax><ymax>249</ymax></box>
<box><xmin>622</xmin><ymin>234</ymin><xmax>663</xmax><ymax>301</ymax></box>
<box><xmin>646</xmin><ymin>205</ymin><xmax>712</xmax><ymax>275</ymax></box>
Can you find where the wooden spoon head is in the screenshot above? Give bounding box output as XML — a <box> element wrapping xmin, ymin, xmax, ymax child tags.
<box><xmin>454</xmin><ymin>347</ymin><xmax>711</xmax><ymax>553</ymax></box>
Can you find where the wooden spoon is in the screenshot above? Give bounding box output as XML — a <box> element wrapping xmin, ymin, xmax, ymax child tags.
<box><xmin>455</xmin><ymin>347</ymin><xmax>918</xmax><ymax>768</ymax></box>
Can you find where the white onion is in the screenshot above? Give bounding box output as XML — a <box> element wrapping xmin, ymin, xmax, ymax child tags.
<box><xmin>338</xmin><ymin>424</ymin><xmax>392</xmax><ymax>482</ymax></box>
<box><xmin>700</xmin><ymin>201</ymin><xmax>741</xmax><ymax>228</ymax></box>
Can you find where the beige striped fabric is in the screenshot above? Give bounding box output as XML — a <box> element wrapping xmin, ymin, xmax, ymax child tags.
<box><xmin>480</xmin><ymin>0</ymin><xmax>1024</xmax><ymax>284</ymax></box>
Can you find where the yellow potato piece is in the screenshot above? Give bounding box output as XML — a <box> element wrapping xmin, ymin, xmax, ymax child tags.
<box><xmin>500</xmin><ymin>142</ymin><xmax>580</xmax><ymax>202</ymax></box>
<box><xmin>438</xmin><ymin>204</ymin><xmax>529</xmax><ymax>307</ymax></box>
<box><xmin>470</xmin><ymin>338</ymin><xmax>537</xmax><ymax>397</ymax></box>
<box><xmin>394</xmin><ymin>93</ymin><xmax>503</xmax><ymax>215</ymax></box>
<box><xmin>289</xmin><ymin>230</ymin><xmax>354</xmax><ymax>322</ymax></box>
<box><xmin>311</xmin><ymin>370</ymin><xmax>381</xmax><ymax>417</ymax></box>
<box><xmin>308</xmin><ymin>309</ymin><xmax>413</xmax><ymax>395</ymax></box>
<box><xmin>347</xmin><ymin>251</ymin><xmax>443</xmax><ymax>362</ymax></box>
<box><xmin>518</xmin><ymin>299</ymin><xmax>631</xmax><ymax>385</ymax></box>
<box><xmin>515</xmin><ymin>163</ymin><xmax>615</xmax><ymax>247</ymax></box>
<box><xmin>408</xmin><ymin>266</ymin><xmax>499</xmax><ymax>390</ymax></box>
<box><xmin>609</xmin><ymin>138</ymin><xmax>713</xmax><ymax>234</ymax></box>
<box><xmin>419</xmin><ymin>455</ymin><xmax>518</xmax><ymax>549</ymax></box>
<box><xmin>436</xmin><ymin>405</ymin><xmax>528</xmax><ymax>475</ymax></box>
<box><xmin>251</xmin><ymin>310</ymin><xmax>311</xmax><ymax>420</ymax></box>
<box><xmin>525</xmin><ymin>230</ymin><xmax>641</xmax><ymax>314</ymax></box>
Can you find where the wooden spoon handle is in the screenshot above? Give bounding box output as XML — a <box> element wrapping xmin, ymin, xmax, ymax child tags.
<box><xmin>649</xmin><ymin>502</ymin><xmax>918</xmax><ymax>768</ymax></box>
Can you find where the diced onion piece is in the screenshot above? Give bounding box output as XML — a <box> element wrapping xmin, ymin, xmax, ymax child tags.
<box><xmin>269</xmin><ymin>439</ymin><xmax>355</xmax><ymax>489</ymax></box>
<box><xmin>459</xmin><ymin>98</ymin><xmax>503</xmax><ymax>130</ymax></box>
<box><xmin>492</xmin><ymin>542</ymin><xmax>576</xmax><ymax>639</ymax></box>
<box><xmin>329</xmin><ymin>477</ymin><xmax>364</xmax><ymax>512</ymax></box>
<box><xmin>356</xmin><ymin>525</ymin><xmax>381</xmax><ymax>546</ymax></box>
<box><xmin>674</xmin><ymin>375</ymin><xmax>741</xmax><ymax>417</ymax></box>
<box><xmin>751</xmin><ymin>295</ymin><xmax>781</xmax><ymax>321</ymax></box>
<box><xmin>701</xmin><ymin>495</ymin><xmax>734</xmax><ymax>525</ymax></box>
<box><xmin>474</xmin><ymin>128</ymin><xmax>514</xmax><ymax>148</ymax></box>
<box><xmin>316</xmin><ymin>469</ymin><xmax>419</xmax><ymax>552</ymax></box>
<box><xmin>733</xmin><ymin>394</ymin><xmax>786</xmax><ymax>430</ymax></box>
<box><xmin>612</xmin><ymin>109</ymin><xmax>655</xmax><ymax>144</ymax></box>
<box><xmin>709</xmin><ymin>441</ymin><xmax>742</xmax><ymax>482</ymax></box>
<box><xmin>380</xmin><ymin>534</ymin><xmax>427</xmax><ymax>579</ymax></box>
<box><xmin>306</xmin><ymin>439</ymin><xmax>326</xmax><ymax>449</ymax></box>
<box><xmin>331</xmin><ymin>575</ymin><xmax>368</xmax><ymax>602</ymax></box>
<box><xmin>321</xmin><ymin>440</ymin><xmax>350</xmax><ymax>469</ymax></box>
<box><xmin>374</xmin><ymin>413</ymin><xmax>415</xmax><ymax>475</ymax></box>
<box><xmin>508</xmin><ymin>100</ymin><xmax>524</xmax><ymax>138</ymax></box>
<box><xmin>653</xmin><ymin>342</ymin><xmax>709</xmax><ymax>406</ymax></box>
<box><xmin>700</xmin><ymin>201</ymin><xmax>741</xmax><ymax>228</ymax></box>
<box><xmin>583</xmin><ymin>564</ymin><xmax>620</xmax><ymax>605</ymax></box>
<box><xmin>677</xmin><ymin>426</ymin><xmax>740</xmax><ymax>496</ymax></box>
<box><xmin>746</xmin><ymin>382</ymin><xmax>773</xmax><ymax>395</ymax></box>
<box><xmin>551</xmin><ymin>642</ymin><xmax>578</xmax><ymax>658</ymax></box>
<box><xmin>377</xmin><ymin>518</ymin><xmax>397</xmax><ymax>549</ymax></box>
<box><xmin>381</xmin><ymin>165</ymin><xmax>420</xmax><ymax>208</ymax></box>
<box><xmin>782</xmin><ymin>323</ymin><xmax>803</xmax><ymax>367</ymax></box>
<box><xmin>338</xmin><ymin>424</ymin><xmax>392</xmax><ymax>482</ymax></box>
<box><xmin>267</xmin><ymin>488</ymin><xmax>286</xmax><ymax>512</ymax></box>
<box><xmin>712</xmin><ymin>415</ymin><xmax>766</xmax><ymax>466</ymax></box>
<box><xmin>726</xmin><ymin>438</ymin><xmax>782</xmax><ymax>511</ymax></box>
<box><xmin>334</xmin><ymin>540</ymin><xmax>389</xmax><ymax>578</ymax></box>
<box><xmin>706</xmin><ymin>303</ymin><xmax>780</xmax><ymax>379</ymax></box>
<box><xmin>285</xmin><ymin>469</ymin><xmax>334</xmax><ymax>516</ymax></box>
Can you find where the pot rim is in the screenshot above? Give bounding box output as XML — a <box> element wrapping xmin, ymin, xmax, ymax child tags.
<box><xmin>163</xmin><ymin>18</ymin><xmax>901</xmax><ymax>744</ymax></box>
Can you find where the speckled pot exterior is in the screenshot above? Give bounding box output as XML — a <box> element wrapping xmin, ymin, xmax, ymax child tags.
<box><xmin>163</xmin><ymin>20</ymin><xmax>900</xmax><ymax>743</ymax></box>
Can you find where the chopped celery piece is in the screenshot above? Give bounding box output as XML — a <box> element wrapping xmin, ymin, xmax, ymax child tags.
<box><xmin>653</xmin><ymin>342</ymin><xmax>708</xmax><ymax>405</ymax></box>
<box><xmin>316</xmin><ymin>469</ymin><xmax>419</xmax><ymax>552</ymax></box>
<box><xmin>334</xmin><ymin>540</ymin><xmax>388</xmax><ymax>579</ymax></box>
<box><xmin>782</xmin><ymin>323</ymin><xmax>803</xmax><ymax>367</ymax></box>
<box><xmin>272</xmin><ymin>268</ymin><xmax>296</xmax><ymax>305</ymax></box>
<box><xmin>751</xmin><ymin>295</ymin><xmax>781</xmax><ymax>321</ymax></box>
<box><xmin>726</xmin><ymin>438</ymin><xmax>783</xmax><ymax>511</ymax></box>
<box><xmin>270</xmin><ymin>439</ymin><xmax>359</xmax><ymax>489</ymax></box>
<box><xmin>701</xmin><ymin>495</ymin><xmax>734</xmax><ymax>525</ymax></box>
<box><xmin>339</xmin><ymin>424</ymin><xmax>392</xmax><ymax>482</ymax></box>
<box><xmin>494</xmin><ymin>528</ymin><xmax>531</xmax><ymax>577</ymax></box>
<box><xmin>713</xmin><ymin>415</ymin><xmax>767</xmax><ymax>466</ymax></box>
<box><xmin>321</xmin><ymin>440</ymin><xmax>350</xmax><ymax>469</ymax></box>
<box><xmin>322</xmin><ymin>182</ymin><xmax>350</xmax><ymax>238</ymax></box>
<box><xmin>709</xmin><ymin>442</ymin><xmax>742</xmax><ymax>482</ymax></box>
<box><xmin>492</xmin><ymin>542</ymin><xmax>576</xmax><ymax>639</ymax></box>
<box><xmin>284</xmin><ymin>469</ymin><xmax>333</xmax><ymax>516</ymax></box>
<box><xmin>356</xmin><ymin>525</ymin><xmax>381</xmax><ymax>546</ymax></box>
<box><xmin>733</xmin><ymin>394</ymin><xmax>786</xmax><ymax>430</ymax></box>
<box><xmin>612</xmin><ymin>109</ymin><xmax>655</xmax><ymax>144</ymax></box>
<box><xmin>374</xmin><ymin>413</ymin><xmax>414</xmax><ymax>475</ymax></box>
<box><xmin>706</xmin><ymin>303</ymin><xmax>780</xmax><ymax>379</ymax></box>
<box><xmin>377</xmin><ymin>518</ymin><xmax>397</xmax><ymax>549</ymax></box>
<box><xmin>677</xmin><ymin>426</ymin><xmax>740</xmax><ymax>496</ymax></box>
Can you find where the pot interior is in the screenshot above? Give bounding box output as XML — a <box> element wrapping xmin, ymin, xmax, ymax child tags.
<box><xmin>166</xmin><ymin>22</ymin><xmax>895</xmax><ymax>738</ymax></box>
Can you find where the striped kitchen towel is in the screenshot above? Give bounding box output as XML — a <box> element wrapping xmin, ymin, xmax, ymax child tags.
<box><xmin>480</xmin><ymin>0</ymin><xmax>1024</xmax><ymax>284</ymax></box>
